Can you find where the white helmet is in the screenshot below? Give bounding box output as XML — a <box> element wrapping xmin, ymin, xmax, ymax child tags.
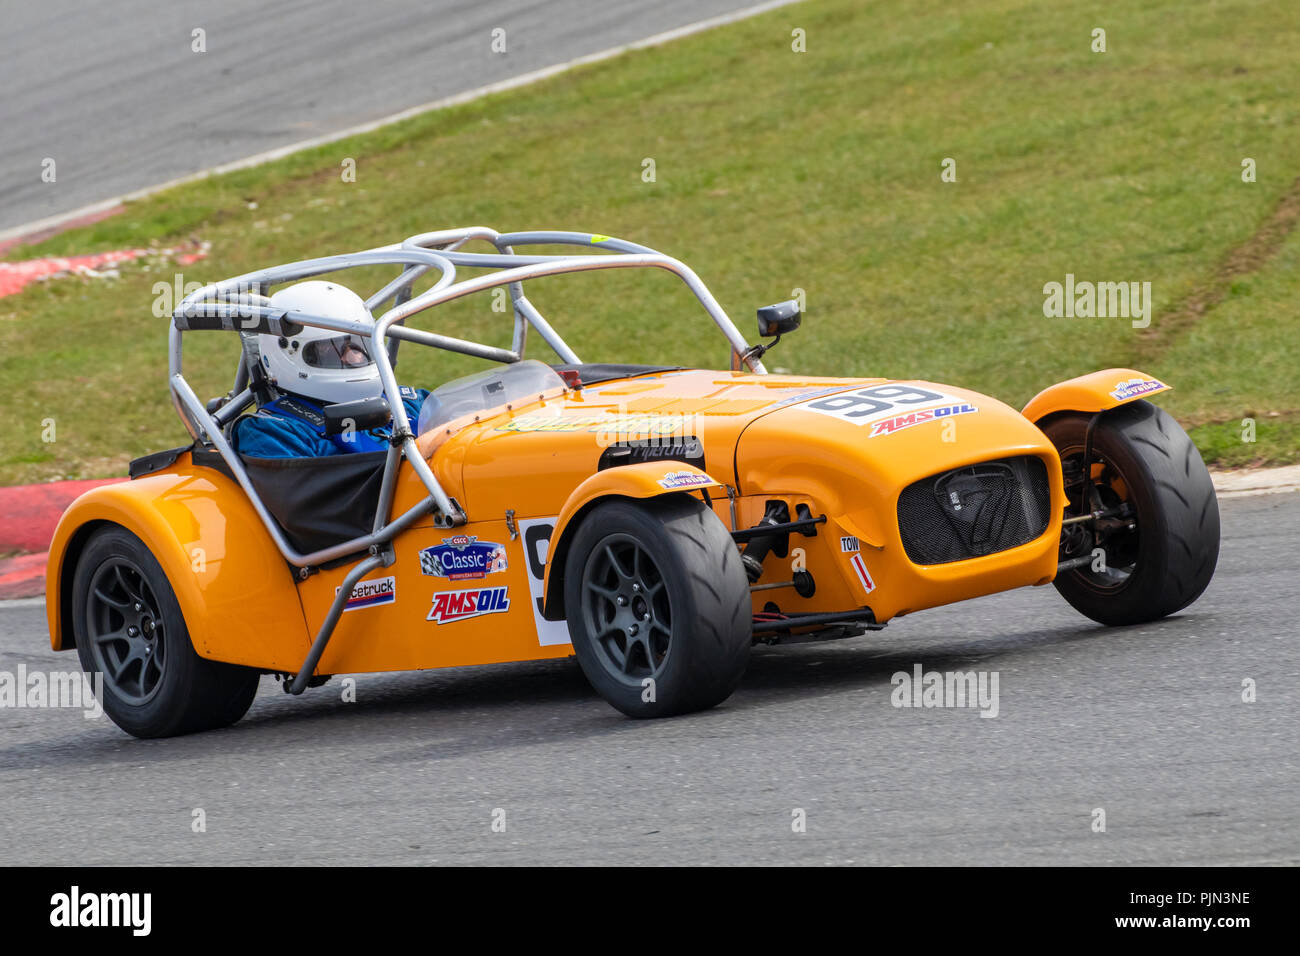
<box><xmin>259</xmin><ymin>281</ymin><xmax>383</xmax><ymax>405</ymax></box>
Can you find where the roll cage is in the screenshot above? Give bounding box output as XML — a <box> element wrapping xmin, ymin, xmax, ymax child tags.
<box><xmin>169</xmin><ymin>227</ymin><xmax>768</xmax><ymax>575</ymax></box>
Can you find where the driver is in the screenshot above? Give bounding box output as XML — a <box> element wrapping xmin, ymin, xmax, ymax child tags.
<box><xmin>232</xmin><ymin>281</ymin><xmax>428</xmax><ymax>458</ymax></box>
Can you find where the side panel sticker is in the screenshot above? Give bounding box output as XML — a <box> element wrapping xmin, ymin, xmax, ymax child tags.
<box><xmin>848</xmin><ymin>553</ymin><xmax>876</xmax><ymax>594</ymax></box>
<box><xmin>419</xmin><ymin>535</ymin><xmax>508</xmax><ymax>580</ymax></box>
<box><xmin>336</xmin><ymin>575</ymin><xmax>396</xmax><ymax>612</ymax></box>
<box><xmin>518</xmin><ymin>517</ymin><xmax>574</xmax><ymax>647</ymax></box>
<box><xmin>426</xmin><ymin>586</ymin><xmax>510</xmax><ymax>625</ymax></box>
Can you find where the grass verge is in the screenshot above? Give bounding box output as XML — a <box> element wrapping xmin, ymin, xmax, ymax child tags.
<box><xmin>2</xmin><ymin>0</ymin><xmax>1298</xmax><ymax>482</ymax></box>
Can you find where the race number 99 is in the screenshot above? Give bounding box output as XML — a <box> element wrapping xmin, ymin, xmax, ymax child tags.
<box><xmin>803</xmin><ymin>385</ymin><xmax>948</xmax><ymax>422</ymax></box>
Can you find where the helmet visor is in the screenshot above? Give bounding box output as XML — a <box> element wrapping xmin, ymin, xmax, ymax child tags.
<box><xmin>301</xmin><ymin>334</ymin><xmax>374</xmax><ymax>370</ymax></box>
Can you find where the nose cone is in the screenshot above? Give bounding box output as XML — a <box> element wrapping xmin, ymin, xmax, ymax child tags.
<box><xmin>734</xmin><ymin>380</ymin><xmax>1065</xmax><ymax>619</ymax></box>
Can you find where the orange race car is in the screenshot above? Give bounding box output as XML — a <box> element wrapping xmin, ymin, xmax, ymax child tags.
<box><xmin>44</xmin><ymin>227</ymin><xmax>1220</xmax><ymax>737</ymax></box>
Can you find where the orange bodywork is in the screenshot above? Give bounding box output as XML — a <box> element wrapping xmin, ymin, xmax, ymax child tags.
<box><xmin>47</xmin><ymin>366</ymin><xmax>1169</xmax><ymax>677</ymax></box>
<box><xmin>1021</xmin><ymin>368</ymin><xmax>1171</xmax><ymax>423</ymax></box>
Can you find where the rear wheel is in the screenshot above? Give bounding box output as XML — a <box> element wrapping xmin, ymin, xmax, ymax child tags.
<box><xmin>1043</xmin><ymin>401</ymin><xmax>1219</xmax><ymax>625</ymax></box>
<box><xmin>73</xmin><ymin>526</ymin><xmax>261</xmax><ymax>738</ymax></box>
<box><xmin>563</xmin><ymin>496</ymin><xmax>751</xmax><ymax>717</ymax></box>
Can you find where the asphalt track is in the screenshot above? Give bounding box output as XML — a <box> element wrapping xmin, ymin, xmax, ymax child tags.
<box><xmin>0</xmin><ymin>0</ymin><xmax>783</xmax><ymax>232</ymax></box>
<box><xmin>0</xmin><ymin>492</ymin><xmax>1294</xmax><ymax>865</ymax></box>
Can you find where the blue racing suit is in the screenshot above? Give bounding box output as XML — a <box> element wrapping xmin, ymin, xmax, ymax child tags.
<box><xmin>232</xmin><ymin>387</ymin><xmax>429</xmax><ymax>458</ymax></box>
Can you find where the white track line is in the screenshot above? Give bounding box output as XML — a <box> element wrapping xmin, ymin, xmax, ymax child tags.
<box><xmin>0</xmin><ymin>0</ymin><xmax>802</xmax><ymax>244</ymax></box>
<box><xmin>1211</xmin><ymin>463</ymin><xmax>1300</xmax><ymax>498</ymax></box>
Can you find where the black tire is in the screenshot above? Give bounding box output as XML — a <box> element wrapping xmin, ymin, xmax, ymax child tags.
<box><xmin>72</xmin><ymin>525</ymin><xmax>261</xmax><ymax>738</ymax></box>
<box><xmin>1042</xmin><ymin>401</ymin><xmax>1219</xmax><ymax>626</ymax></box>
<box><xmin>563</xmin><ymin>495</ymin><xmax>751</xmax><ymax>718</ymax></box>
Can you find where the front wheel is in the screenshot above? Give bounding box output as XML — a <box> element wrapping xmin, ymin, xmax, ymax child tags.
<box><xmin>1043</xmin><ymin>401</ymin><xmax>1219</xmax><ymax>626</ymax></box>
<box><xmin>563</xmin><ymin>496</ymin><xmax>751</xmax><ymax>718</ymax></box>
<box><xmin>72</xmin><ymin>525</ymin><xmax>261</xmax><ymax>738</ymax></box>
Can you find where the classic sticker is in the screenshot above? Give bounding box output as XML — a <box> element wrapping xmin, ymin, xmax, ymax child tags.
<box><xmin>419</xmin><ymin>535</ymin><xmax>508</xmax><ymax>580</ymax></box>
<box><xmin>1110</xmin><ymin>378</ymin><xmax>1166</xmax><ymax>401</ymax></box>
<box><xmin>426</xmin><ymin>586</ymin><xmax>510</xmax><ymax>624</ymax></box>
<box><xmin>336</xmin><ymin>575</ymin><xmax>396</xmax><ymax>612</ymax></box>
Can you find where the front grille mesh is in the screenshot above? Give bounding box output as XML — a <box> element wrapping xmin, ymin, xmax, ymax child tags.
<box><xmin>897</xmin><ymin>456</ymin><xmax>1050</xmax><ymax>565</ymax></box>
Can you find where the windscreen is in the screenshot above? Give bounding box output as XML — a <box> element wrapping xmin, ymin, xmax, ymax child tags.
<box><xmin>417</xmin><ymin>360</ymin><xmax>566</xmax><ymax>435</ymax></box>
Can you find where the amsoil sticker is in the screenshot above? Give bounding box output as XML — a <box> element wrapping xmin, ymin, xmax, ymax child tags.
<box><xmin>426</xmin><ymin>586</ymin><xmax>510</xmax><ymax>624</ymax></box>
<box><xmin>848</xmin><ymin>554</ymin><xmax>875</xmax><ymax>594</ymax></box>
<box><xmin>1110</xmin><ymin>378</ymin><xmax>1166</xmax><ymax>401</ymax></box>
<box><xmin>336</xmin><ymin>575</ymin><xmax>396</xmax><ymax>612</ymax></box>
<box><xmin>419</xmin><ymin>536</ymin><xmax>508</xmax><ymax>580</ymax></box>
<box><xmin>868</xmin><ymin>403</ymin><xmax>976</xmax><ymax>437</ymax></box>
<box><xmin>658</xmin><ymin>469</ymin><xmax>714</xmax><ymax>490</ymax></box>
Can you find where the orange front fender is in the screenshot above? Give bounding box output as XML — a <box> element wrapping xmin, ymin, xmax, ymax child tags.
<box><xmin>1021</xmin><ymin>368</ymin><xmax>1171</xmax><ymax>424</ymax></box>
<box><xmin>540</xmin><ymin>461</ymin><xmax>722</xmax><ymax>618</ymax></box>
<box><xmin>46</xmin><ymin>461</ymin><xmax>311</xmax><ymax>671</ymax></box>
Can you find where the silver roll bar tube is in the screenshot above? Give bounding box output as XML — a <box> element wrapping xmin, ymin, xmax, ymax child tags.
<box><xmin>167</xmin><ymin>226</ymin><xmax>767</xmax><ymax>572</ymax></box>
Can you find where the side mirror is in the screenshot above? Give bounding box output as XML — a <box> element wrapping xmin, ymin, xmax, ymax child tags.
<box><xmin>324</xmin><ymin>396</ymin><xmax>391</xmax><ymax>436</ymax></box>
<box><xmin>757</xmin><ymin>300</ymin><xmax>802</xmax><ymax>338</ymax></box>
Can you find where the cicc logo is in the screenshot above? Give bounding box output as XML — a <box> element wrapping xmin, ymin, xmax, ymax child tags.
<box><xmin>419</xmin><ymin>536</ymin><xmax>508</xmax><ymax>580</ymax></box>
<box><xmin>427</xmin><ymin>586</ymin><xmax>510</xmax><ymax>624</ymax></box>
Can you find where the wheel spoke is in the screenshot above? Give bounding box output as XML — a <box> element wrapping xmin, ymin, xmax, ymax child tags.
<box><xmin>92</xmin><ymin>585</ymin><xmax>131</xmax><ymax>611</ymax></box>
<box><xmin>623</xmin><ymin>639</ymin><xmax>646</xmax><ymax>675</ymax></box>
<box><xmin>105</xmin><ymin>645</ymin><xmax>134</xmax><ymax>683</ymax></box>
<box><xmin>585</xmin><ymin>580</ymin><xmax>619</xmax><ymax>602</ymax></box>
<box><xmin>121</xmin><ymin>643</ymin><xmax>147</xmax><ymax>681</ymax></box>
<box><xmin>93</xmin><ymin>627</ymin><xmax>129</xmax><ymax>646</ymax></box>
<box><xmin>605</xmin><ymin>544</ymin><xmax>634</xmax><ymax>580</ymax></box>
<box><xmin>595</xmin><ymin>629</ymin><xmax>626</xmax><ymax>671</ymax></box>
<box><xmin>140</xmin><ymin>652</ymin><xmax>161</xmax><ymax>694</ymax></box>
<box><xmin>638</xmin><ymin>634</ymin><xmax>660</xmax><ymax>672</ymax></box>
<box><xmin>112</xmin><ymin>565</ymin><xmax>140</xmax><ymax>609</ymax></box>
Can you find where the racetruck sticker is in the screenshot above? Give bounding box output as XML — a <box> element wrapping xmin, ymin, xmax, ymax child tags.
<box><xmin>798</xmin><ymin>384</ymin><xmax>976</xmax><ymax>437</ymax></box>
<box><xmin>426</xmin><ymin>586</ymin><xmax>510</xmax><ymax>624</ymax></box>
<box><xmin>419</xmin><ymin>536</ymin><xmax>508</xmax><ymax>580</ymax></box>
<box><xmin>658</xmin><ymin>469</ymin><xmax>714</xmax><ymax>490</ymax></box>
<box><xmin>335</xmin><ymin>575</ymin><xmax>396</xmax><ymax>612</ymax></box>
<box><xmin>1110</xmin><ymin>377</ymin><xmax>1166</xmax><ymax>401</ymax></box>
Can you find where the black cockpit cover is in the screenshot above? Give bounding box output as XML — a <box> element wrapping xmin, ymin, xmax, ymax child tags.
<box><xmin>222</xmin><ymin>451</ymin><xmax>387</xmax><ymax>555</ymax></box>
